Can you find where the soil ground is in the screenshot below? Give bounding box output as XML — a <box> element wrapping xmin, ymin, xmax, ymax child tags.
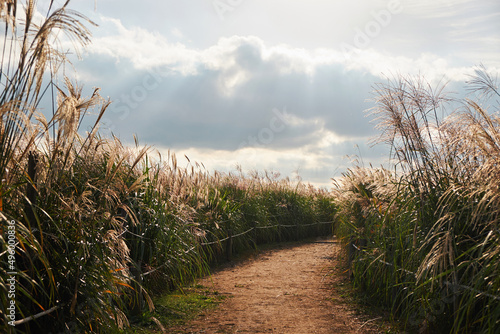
<box><xmin>171</xmin><ymin>236</ymin><xmax>394</xmax><ymax>334</ymax></box>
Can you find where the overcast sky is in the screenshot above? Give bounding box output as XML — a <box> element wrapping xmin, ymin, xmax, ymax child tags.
<box><xmin>47</xmin><ymin>0</ymin><xmax>500</xmax><ymax>188</ymax></box>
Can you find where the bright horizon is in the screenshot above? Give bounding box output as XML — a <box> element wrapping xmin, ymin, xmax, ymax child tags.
<box><xmin>52</xmin><ymin>0</ymin><xmax>500</xmax><ymax>188</ymax></box>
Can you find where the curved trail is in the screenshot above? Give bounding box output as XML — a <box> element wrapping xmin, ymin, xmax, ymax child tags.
<box><xmin>174</xmin><ymin>237</ymin><xmax>383</xmax><ymax>333</ymax></box>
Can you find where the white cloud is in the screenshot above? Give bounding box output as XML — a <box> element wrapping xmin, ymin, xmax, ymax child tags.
<box><xmin>342</xmin><ymin>49</ymin><xmax>477</xmax><ymax>84</ymax></box>
<box><xmin>403</xmin><ymin>0</ymin><xmax>472</xmax><ymax>18</ymax></box>
<box><xmin>86</xmin><ymin>16</ymin><xmax>484</xmax><ymax>90</ymax></box>
<box><xmin>71</xmin><ymin>5</ymin><xmax>500</xmax><ymax>187</ymax></box>
<box><xmin>171</xmin><ymin>28</ymin><xmax>184</xmax><ymax>39</ymax></box>
<box><xmin>87</xmin><ymin>16</ymin><xmax>200</xmax><ymax>74</ymax></box>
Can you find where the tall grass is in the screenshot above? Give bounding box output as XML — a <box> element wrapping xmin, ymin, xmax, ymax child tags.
<box><xmin>0</xmin><ymin>2</ymin><xmax>337</xmax><ymax>332</ymax></box>
<box><xmin>335</xmin><ymin>67</ymin><xmax>500</xmax><ymax>333</ymax></box>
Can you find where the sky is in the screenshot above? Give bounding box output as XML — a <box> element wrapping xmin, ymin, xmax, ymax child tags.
<box><xmin>42</xmin><ymin>0</ymin><xmax>500</xmax><ymax>188</ymax></box>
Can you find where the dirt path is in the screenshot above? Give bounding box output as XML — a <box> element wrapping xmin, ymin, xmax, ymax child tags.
<box><xmin>173</xmin><ymin>237</ymin><xmax>387</xmax><ymax>333</ymax></box>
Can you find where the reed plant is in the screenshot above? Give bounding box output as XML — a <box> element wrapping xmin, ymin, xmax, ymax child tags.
<box><xmin>335</xmin><ymin>66</ymin><xmax>500</xmax><ymax>333</ymax></box>
<box><xmin>0</xmin><ymin>1</ymin><xmax>133</xmax><ymax>332</ymax></box>
<box><xmin>0</xmin><ymin>3</ymin><xmax>337</xmax><ymax>332</ymax></box>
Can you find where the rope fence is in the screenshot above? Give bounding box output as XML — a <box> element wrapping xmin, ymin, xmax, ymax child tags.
<box><xmin>351</xmin><ymin>243</ymin><xmax>500</xmax><ymax>301</ymax></box>
<box><xmin>200</xmin><ymin>220</ymin><xmax>334</xmax><ymax>246</ymax></box>
<box><xmin>12</xmin><ymin>220</ymin><xmax>335</xmax><ymax>326</ymax></box>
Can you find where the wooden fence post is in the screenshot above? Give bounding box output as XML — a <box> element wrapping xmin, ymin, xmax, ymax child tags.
<box><xmin>226</xmin><ymin>229</ymin><xmax>233</xmax><ymax>261</ymax></box>
<box><xmin>295</xmin><ymin>221</ymin><xmax>300</xmax><ymax>241</ymax></box>
<box><xmin>277</xmin><ymin>223</ymin><xmax>282</xmax><ymax>243</ymax></box>
<box><xmin>251</xmin><ymin>221</ymin><xmax>257</xmax><ymax>249</ymax></box>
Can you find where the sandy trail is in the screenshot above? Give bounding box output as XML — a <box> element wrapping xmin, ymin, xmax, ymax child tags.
<box><xmin>173</xmin><ymin>237</ymin><xmax>383</xmax><ymax>333</ymax></box>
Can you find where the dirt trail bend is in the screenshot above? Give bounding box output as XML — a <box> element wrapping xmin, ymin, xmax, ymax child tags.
<box><xmin>174</xmin><ymin>237</ymin><xmax>384</xmax><ymax>334</ymax></box>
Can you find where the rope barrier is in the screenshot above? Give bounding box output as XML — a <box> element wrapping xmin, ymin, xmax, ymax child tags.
<box><xmin>200</xmin><ymin>220</ymin><xmax>334</xmax><ymax>246</ymax></box>
<box><xmin>443</xmin><ymin>281</ymin><xmax>500</xmax><ymax>301</ymax></box>
<box><xmin>201</xmin><ymin>236</ymin><xmax>231</xmax><ymax>246</ymax></box>
<box><xmin>13</xmin><ymin>305</ymin><xmax>62</xmax><ymax>326</ymax></box>
<box><xmin>352</xmin><ymin>243</ymin><xmax>417</xmax><ymax>277</ymax></box>
<box><xmin>279</xmin><ymin>223</ymin><xmax>297</xmax><ymax>228</ymax></box>
<box><xmin>12</xmin><ymin>220</ymin><xmax>333</xmax><ymax>325</ymax></box>
<box><xmin>318</xmin><ymin>221</ymin><xmax>337</xmax><ymax>225</ymax></box>
<box><xmin>255</xmin><ymin>224</ymin><xmax>280</xmax><ymax>229</ymax></box>
<box><xmin>231</xmin><ymin>227</ymin><xmax>255</xmax><ymax>239</ymax></box>
<box><xmin>351</xmin><ymin>243</ymin><xmax>500</xmax><ymax>301</ymax></box>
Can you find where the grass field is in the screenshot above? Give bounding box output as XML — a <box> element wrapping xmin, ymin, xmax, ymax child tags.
<box><xmin>335</xmin><ymin>70</ymin><xmax>500</xmax><ymax>333</ymax></box>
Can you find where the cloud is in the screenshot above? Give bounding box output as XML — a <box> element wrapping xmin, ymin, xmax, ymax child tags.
<box><xmin>152</xmin><ymin>134</ymin><xmax>389</xmax><ymax>189</ymax></box>
<box><xmin>87</xmin><ymin>16</ymin><xmax>486</xmax><ymax>83</ymax></box>
<box><xmin>86</xmin><ymin>16</ymin><xmax>200</xmax><ymax>74</ymax></box>
<box><xmin>85</xmin><ymin>21</ymin><xmax>484</xmax><ymax>145</ymax></box>
<box><xmin>73</xmin><ymin>13</ymin><xmax>499</xmax><ymax>186</ymax></box>
<box><xmin>171</xmin><ymin>28</ymin><xmax>184</xmax><ymax>39</ymax></box>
